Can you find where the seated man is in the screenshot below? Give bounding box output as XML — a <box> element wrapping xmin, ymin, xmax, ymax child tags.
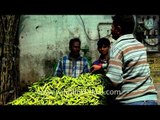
<box><xmin>54</xmin><ymin>38</ymin><xmax>90</xmax><ymax>78</ymax></box>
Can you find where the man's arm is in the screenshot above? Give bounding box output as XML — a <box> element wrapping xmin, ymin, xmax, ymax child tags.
<box><xmin>90</xmin><ymin>63</ymin><xmax>108</xmax><ymax>73</ymax></box>
<box><xmin>54</xmin><ymin>59</ymin><xmax>63</xmax><ymax>77</ymax></box>
<box><xmin>83</xmin><ymin>59</ymin><xmax>90</xmax><ymax>73</ymax></box>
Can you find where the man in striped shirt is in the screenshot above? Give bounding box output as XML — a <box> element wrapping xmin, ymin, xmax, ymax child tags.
<box><xmin>92</xmin><ymin>15</ymin><xmax>158</xmax><ymax>105</ymax></box>
<box><xmin>54</xmin><ymin>38</ymin><xmax>90</xmax><ymax>78</ymax></box>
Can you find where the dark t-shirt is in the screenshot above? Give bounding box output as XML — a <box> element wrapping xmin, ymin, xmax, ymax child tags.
<box><xmin>92</xmin><ymin>57</ymin><xmax>108</xmax><ymax>75</ymax></box>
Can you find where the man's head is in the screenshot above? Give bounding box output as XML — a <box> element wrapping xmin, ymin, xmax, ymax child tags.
<box><xmin>69</xmin><ymin>38</ymin><xmax>81</xmax><ymax>58</ymax></box>
<box><xmin>97</xmin><ymin>38</ymin><xmax>110</xmax><ymax>56</ymax></box>
<box><xmin>111</xmin><ymin>15</ymin><xmax>135</xmax><ymax>40</ymax></box>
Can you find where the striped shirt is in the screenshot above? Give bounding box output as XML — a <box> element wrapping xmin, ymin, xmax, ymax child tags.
<box><xmin>106</xmin><ymin>34</ymin><xmax>158</xmax><ymax>103</ymax></box>
<box><xmin>54</xmin><ymin>54</ymin><xmax>90</xmax><ymax>78</ymax></box>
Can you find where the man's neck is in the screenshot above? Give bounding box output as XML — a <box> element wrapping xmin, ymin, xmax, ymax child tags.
<box><xmin>100</xmin><ymin>54</ymin><xmax>108</xmax><ymax>61</ymax></box>
<box><xmin>69</xmin><ymin>53</ymin><xmax>80</xmax><ymax>60</ymax></box>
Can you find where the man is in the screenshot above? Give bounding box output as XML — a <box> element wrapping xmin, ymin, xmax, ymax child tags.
<box><xmin>91</xmin><ymin>15</ymin><xmax>158</xmax><ymax>105</ymax></box>
<box><xmin>91</xmin><ymin>37</ymin><xmax>110</xmax><ymax>75</ymax></box>
<box><xmin>91</xmin><ymin>37</ymin><xmax>119</xmax><ymax>105</ymax></box>
<box><xmin>54</xmin><ymin>38</ymin><xmax>90</xmax><ymax>78</ymax></box>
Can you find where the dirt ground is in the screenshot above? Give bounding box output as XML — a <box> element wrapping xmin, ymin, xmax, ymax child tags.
<box><xmin>154</xmin><ymin>83</ymin><xmax>160</xmax><ymax>105</ymax></box>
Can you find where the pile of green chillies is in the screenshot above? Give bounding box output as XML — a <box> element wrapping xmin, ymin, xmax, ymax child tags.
<box><xmin>8</xmin><ymin>73</ymin><xmax>106</xmax><ymax>105</ymax></box>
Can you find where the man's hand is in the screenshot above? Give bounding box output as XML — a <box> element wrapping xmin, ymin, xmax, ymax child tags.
<box><xmin>90</xmin><ymin>64</ymin><xmax>102</xmax><ymax>73</ymax></box>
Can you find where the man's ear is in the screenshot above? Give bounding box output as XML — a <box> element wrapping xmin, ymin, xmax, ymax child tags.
<box><xmin>116</xmin><ymin>25</ymin><xmax>121</xmax><ymax>34</ymax></box>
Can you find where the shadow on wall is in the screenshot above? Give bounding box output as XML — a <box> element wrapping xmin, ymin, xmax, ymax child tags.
<box><xmin>42</xmin><ymin>50</ymin><xmax>64</xmax><ymax>77</ymax></box>
<box><xmin>18</xmin><ymin>69</ymin><xmax>40</xmax><ymax>96</ymax></box>
<box><xmin>16</xmin><ymin>60</ymin><xmax>57</xmax><ymax>98</ymax></box>
<box><xmin>43</xmin><ymin>58</ymin><xmax>57</xmax><ymax>77</ymax></box>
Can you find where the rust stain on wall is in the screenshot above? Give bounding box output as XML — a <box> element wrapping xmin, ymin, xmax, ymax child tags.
<box><xmin>148</xmin><ymin>54</ymin><xmax>160</xmax><ymax>83</ymax></box>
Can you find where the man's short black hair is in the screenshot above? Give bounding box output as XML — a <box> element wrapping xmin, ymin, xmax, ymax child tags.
<box><xmin>97</xmin><ymin>37</ymin><xmax>110</xmax><ymax>48</ymax></box>
<box><xmin>69</xmin><ymin>38</ymin><xmax>81</xmax><ymax>48</ymax></box>
<box><xmin>112</xmin><ymin>15</ymin><xmax>135</xmax><ymax>34</ymax></box>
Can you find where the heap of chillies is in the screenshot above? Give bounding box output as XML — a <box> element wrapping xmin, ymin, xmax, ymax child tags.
<box><xmin>8</xmin><ymin>73</ymin><xmax>107</xmax><ymax>105</ymax></box>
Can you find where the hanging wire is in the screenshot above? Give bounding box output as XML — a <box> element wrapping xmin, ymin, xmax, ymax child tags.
<box><xmin>79</xmin><ymin>15</ymin><xmax>112</xmax><ymax>41</ymax></box>
<box><xmin>79</xmin><ymin>15</ymin><xmax>98</xmax><ymax>41</ymax></box>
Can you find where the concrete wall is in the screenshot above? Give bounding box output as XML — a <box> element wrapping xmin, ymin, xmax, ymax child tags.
<box><xmin>18</xmin><ymin>15</ymin><xmax>114</xmax><ymax>84</ymax></box>
<box><xmin>18</xmin><ymin>15</ymin><xmax>160</xmax><ymax>103</ymax></box>
<box><xmin>148</xmin><ymin>53</ymin><xmax>160</xmax><ymax>104</ymax></box>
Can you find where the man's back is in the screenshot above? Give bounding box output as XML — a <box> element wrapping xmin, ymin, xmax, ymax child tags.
<box><xmin>106</xmin><ymin>34</ymin><xmax>158</xmax><ymax>103</ymax></box>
